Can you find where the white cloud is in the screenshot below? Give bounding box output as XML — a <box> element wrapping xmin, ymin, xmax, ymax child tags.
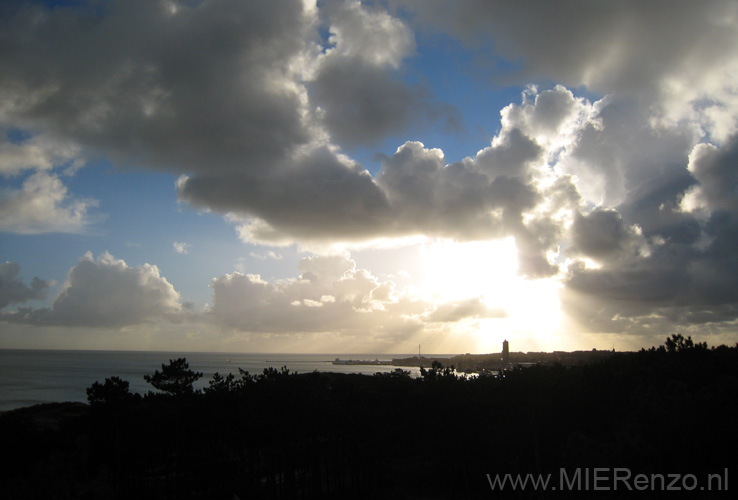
<box><xmin>319</xmin><ymin>0</ymin><xmax>414</xmax><ymax>69</ymax></box>
<box><xmin>0</xmin><ymin>171</ymin><xmax>97</xmax><ymax>234</ymax></box>
<box><xmin>0</xmin><ymin>130</ymin><xmax>83</xmax><ymax>177</ymax></box>
<box><xmin>2</xmin><ymin>252</ymin><xmax>182</xmax><ymax>327</ymax></box>
<box><xmin>173</xmin><ymin>241</ymin><xmax>191</xmax><ymax>254</ymax></box>
<box><xmin>249</xmin><ymin>250</ymin><xmax>283</xmax><ymax>260</ymax></box>
<box><xmin>208</xmin><ymin>254</ymin><xmax>502</xmax><ymax>338</ymax></box>
<box><xmin>680</xmin><ymin>137</ymin><xmax>738</xmax><ymax>215</ymax></box>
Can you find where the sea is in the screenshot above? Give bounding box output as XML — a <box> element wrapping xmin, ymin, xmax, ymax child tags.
<box><xmin>0</xmin><ymin>350</ymin><xmax>430</xmax><ymax>411</ymax></box>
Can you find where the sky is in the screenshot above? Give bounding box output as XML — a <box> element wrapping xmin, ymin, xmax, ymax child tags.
<box><xmin>2</xmin><ymin>0</ymin><xmax>738</xmax><ymax>354</ymax></box>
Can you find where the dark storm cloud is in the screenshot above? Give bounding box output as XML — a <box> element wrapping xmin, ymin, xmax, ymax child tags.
<box><xmin>0</xmin><ymin>261</ymin><xmax>51</xmax><ymax>310</ymax></box>
<box><xmin>0</xmin><ymin>0</ymin><xmax>312</xmax><ymax>173</ymax></box>
<box><xmin>311</xmin><ymin>56</ymin><xmax>431</xmax><ymax>147</ymax></box>
<box><xmin>562</xmin><ymin>199</ymin><xmax>738</xmax><ymax>334</ymax></box>
<box><xmin>177</xmin><ymin>146</ymin><xmax>393</xmax><ymax>240</ymax></box>
<box><xmin>571</xmin><ymin>209</ymin><xmax>643</xmax><ymax>262</ymax></box>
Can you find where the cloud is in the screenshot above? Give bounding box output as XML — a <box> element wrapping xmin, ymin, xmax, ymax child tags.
<box><xmin>212</xmin><ymin>86</ymin><xmax>588</xmax><ymax>275</ymax></box>
<box><xmin>0</xmin><ymin>129</ymin><xmax>82</xmax><ymax>177</ymax></box>
<box><xmin>2</xmin><ymin>0</ymin><xmax>316</xmax><ymax>167</ymax></box>
<box><xmin>570</xmin><ymin>208</ymin><xmax>648</xmax><ymax>263</ymax></box>
<box><xmin>173</xmin><ymin>241</ymin><xmax>191</xmax><ymax>254</ymax></box>
<box><xmin>561</xmin><ymin>199</ymin><xmax>738</xmax><ymax>336</ymax></box>
<box><xmin>307</xmin><ymin>0</ymin><xmax>457</xmax><ymax>147</ymax></box>
<box><xmin>249</xmin><ymin>250</ymin><xmax>283</xmax><ymax>261</ymax></box>
<box><xmin>0</xmin><ymin>261</ymin><xmax>51</xmax><ymax>310</ymax></box>
<box><xmin>681</xmin><ymin>135</ymin><xmax>738</xmax><ymax>215</ymax></box>
<box><xmin>2</xmin><ymin>252</ymin><xmax>182</xmax><ymax>327</ymax></box>
<box><xmin>208</xmin><ymin>253</ymin><xmax>501</xmax><ymax>339</ymax></box>
<box><xmin>389</xmin><ymin>1</ymin><xmax>738</xmax><ymax>118</ymax></box>
<box><xmin>2</xmin><ymin>0</ymin><xmax>463</xmax><ymax>244</ymax></box>
<box><xmin>319</xmin><ymin>0</ymin><xmax>414</xmax><ymax>69</ymax></box>
<box><xmin>178</xmin><ymin>146</ymin><xmax>393</xmax><ymax>244</ymax></box>
<box><xmin>3</xmin><ymin>0</ymin><xmax>738</xmax><ymax>343</ymax></box>
<box><xmin>209</xmin><ymin>255</ymin><xmax>417</xmax><ymax>335</ymax></box>
<box><xmin>427</xmin><ymin>297</ymin><xmax>507</xmax><ymax>323</ymax></box>
<box><xmin>310</xmin><ymin>56</ymin><xmax>430</xmax><ymax>147</ymax></box>
<box><xmin>0</xmin><ymin>171</ymin><xmax>98</xmax><ymax>234</ymax></box>
<box><xmin>0</xmin><ymin>125</ymin><xmax>94</xmax><ymax>234</ymax></box>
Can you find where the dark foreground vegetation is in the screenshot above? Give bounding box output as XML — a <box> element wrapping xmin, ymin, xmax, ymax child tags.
<box><xmin>1</xmin><ymin>335</ymin><xmax>737</xmax><ymax>499</ymax></box>
<box><xmin>393</xmin><ymin>348</ymin><xmax>620</xmax><ymax>372</ymax></box>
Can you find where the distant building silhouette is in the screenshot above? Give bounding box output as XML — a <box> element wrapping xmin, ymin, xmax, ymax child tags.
<box><xmin>502</xmin><ymin>339</ymin><xmax>510</xmax><ymax>364</ymax></box>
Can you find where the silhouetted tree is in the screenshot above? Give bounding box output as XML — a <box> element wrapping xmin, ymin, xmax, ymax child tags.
<box><xmin>665</xmin><ymin>333</ymin><xmax>707</xmax><ymax>352</ymax></box>
<box><xmin>144</xmin><ymin>357</ymin><xmax>202</xmax><ymax>395</ymax></box>
<box><xmin>420</xmin><ymin>360</ymin><xmax>458</xmax><ymax>381</ymax></box>
<box><xmin>86</xmin><ymin>376</ymin><xmax>139</xmax><ymax>407</ymax></box>
<box><xmin>375</xmin><ymin>368</ymin><xmax>412</xmax><ymax>379</ymax></box>
<box><xmin>256</xmin><ymin>365</ymin><xmax>293</xmax><ymax>382</ymax></box>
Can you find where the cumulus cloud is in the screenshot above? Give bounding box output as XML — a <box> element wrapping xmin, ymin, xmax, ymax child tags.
<box><xmin>308</xmin><ymin>0</ymin><xmax>454</xmax><ymax>146</ymax></box>
<box><xmin>0</xmin><ymin>171</ymin><xmax>97</xmax><ymax>234</ymax></box>
<box><xmin>3</xmin><ymin>0</ymin><xmax>738</xmax><ymax>342</ymax></box>
<box><xmin>0</xmin><ymin>129</ymin><xmax>82</xmax><ymax>177</ymax></box>
<box><xmin>570</xmin><ymin>209</ymin><xmax>649</xmax><ymax>263</ymax></box>
<box><xmin>210</xmin><ymin>255</ymin><xmax>413</xmax><ymax>335</ymax></box>
<box><xmin>2</xmin><ymin>252</ymin><xmax>182</xmax><ymax>327</ymax></box>
<box><xmin>0</xmin><ymin>261</ymin><xmax>51</xmax><ymax>310</ymax></box>
<box><xmin>178</xmin><ymin>146</ymin><xmax>392</xmax><ymax>244</ymax></box>
<box><xmin>208</xmin><ymin>254</ymin><xmax>502</xmax><ymax>338</ymax></box>
<box><xmin>0</xmin><ymin>125</ymin><xmax>94</xmax><ymax>234</ymax></box>
<box><xmin>204</xmin><ymin>100</ymin><xmax>579</xmax><ymax>258</ymax></box>
<box><xmin>681</xmin><ymin>135</ymin><xmax>738</xmax><ymax>215</ymax></box>
<box><xmin>561</xmin><ymin>194</ymin><xmax>738</xmax><ymax>336</ymax></box>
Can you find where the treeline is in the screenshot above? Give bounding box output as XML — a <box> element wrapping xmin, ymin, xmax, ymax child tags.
<box><xmin>1</xmin><ymin>335</ymin><xmax>737</xmax><ymax>499</ymax></box>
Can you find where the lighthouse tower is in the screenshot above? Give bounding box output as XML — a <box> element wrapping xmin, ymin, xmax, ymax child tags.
<box><xmin>502</xmin><ymin>339</ymin><xmax>510</xmax><ymax>365</ymax></box>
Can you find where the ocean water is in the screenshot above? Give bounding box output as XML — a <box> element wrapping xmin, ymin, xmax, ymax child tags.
<box><xmin>0</xmin><ymin>350</ymin><xmax>427</xmax><ymax>411</ymax></box>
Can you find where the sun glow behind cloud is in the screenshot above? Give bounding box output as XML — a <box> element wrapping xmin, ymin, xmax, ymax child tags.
<box><xmin>421</xmin><ymin>237</ymin><xmax>519</xmax><ymax>301</ymax></box>
<box><xmin>420</xmin><ymin>237</ymin><xmax>564</xmax><ymax>351</ymax></box>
